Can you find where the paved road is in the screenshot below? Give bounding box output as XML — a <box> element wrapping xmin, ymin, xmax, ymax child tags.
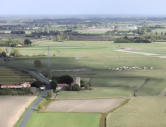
<box><xmin>18</xmin><ymin>71</ymin><xmax>50</xmax><ymax>127</ymax></box>
<box><xmin>19</xmin><ymin>89</ymin><xmax>49</xmax><ymax>127</ymax></box>
<box><xmin>3</xmin><ymin>65</ymin><xmax>51</xmax><ymax>127</ymax></box>
<box><xmin>28</xmin><ymin>71</ymin><xmax>50</xmax><ymax>84</ymax></box>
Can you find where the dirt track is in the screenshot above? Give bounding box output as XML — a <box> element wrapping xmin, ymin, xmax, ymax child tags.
<box><xmin>116</xmin><ymin>49</ymin><xmax>166</xmax><ymax>58</ymax></box>
<box><xmin>0</xmin><ymin>96</ymin><xmax>36</xmax><ymax>127</ymax></box>
<box><xmin>46</xmin><ymin>98</ymin><xmax>124</xmax><ymax>113</ymax></box>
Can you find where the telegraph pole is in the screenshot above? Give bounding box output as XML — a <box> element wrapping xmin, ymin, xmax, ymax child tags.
<box><xmin>48</xmin><ymin>46</ymin><xmax>50</xmax><ymax>68</ymax></box>
<box><xmin>47</xmin><ymin>46</ymin><xmax>51</xmax><ymax>78</ymax></box>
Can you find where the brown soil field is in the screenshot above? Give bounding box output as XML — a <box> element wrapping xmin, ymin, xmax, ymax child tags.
<box><xmin>0</xmin><ymin>96</ymin><xmax>36</xmax><ymax>127</ymax></box>
<box><xmin>46</xmin><ymin>98</ymin><xmax>124</xmax><ymax>113</ymax></box>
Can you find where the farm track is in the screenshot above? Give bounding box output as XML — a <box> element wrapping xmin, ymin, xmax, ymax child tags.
<box><xmin>116</xmin><ymin>49</ymin><xmax>166</xmax><ymax>58</ymax></box>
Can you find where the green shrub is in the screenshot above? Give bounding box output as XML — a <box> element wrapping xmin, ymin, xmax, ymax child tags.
<box><xmin>37</xmin><ymin>98</ymin><xmax>52</xmax><ymax>111</ymax></box>
<box><xmin>47</xmin><ymin>90</ymin><xmax>53</xmax><ymax>98</ymax></box>
<box><xmin>81</xmin><ymin>80</ymin><xmax>91</xmax><ymax>90</ymax></box>
<box><xmin>10</xmin><ymin>49</ymin><xmax>21</xmax><ymax>57</ymax></box>
<box><xmin>114</xmin><ymin>36</ymin><xmax>151</xmax><ymax>43</ymax></box>
<box><xmin>72</xmin><ymin>84</ymin><xmax>81</xmax><ymax>91</ymax></box>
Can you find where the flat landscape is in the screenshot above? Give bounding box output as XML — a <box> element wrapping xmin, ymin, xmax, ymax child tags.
<box><xmin>0</xmin><ymin>96</ymin><xmax>36</xmax><ymax>127</ymax></box>
<box><xmin>46</xmin><ymin>98</ymin><xmax>124</xmax><ymax>113</ymax></box>
<box><xmin>5</xmin><ymin>41</ymin><xmax>166</xmax><ymax>97</ymax></box>
<box><xmin>2</xmin><ymin>41</ymin><xmax>166</xmax><ymax>127</ymax></box>
<box><xmin>1</xmin><ymin>4</ymin><xmax>166</xmax><ymax>127</ymax></box>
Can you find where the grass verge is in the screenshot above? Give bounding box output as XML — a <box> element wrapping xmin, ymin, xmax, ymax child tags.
<box><xmin>14</xmin><ymin>96</ymin><xmax>38</xmax><ymax>127</ymax></box>
<box><xmin>99</xmin><ymin>98</ymin><xmax>130</xmax><ymax>127</ymax></box>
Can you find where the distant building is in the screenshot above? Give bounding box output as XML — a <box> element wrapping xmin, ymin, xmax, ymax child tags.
<box><xmin>75</xmin><ymin>77</ymin><xmax>81</xmax><ymax>87</ymax></box>
<box><xmin>57</xmin><ymin>84</ymin><xmax>68</xmax><ymax>90</ymax></box>
<box><xmin>17</xmin><ymin>43</ymin><xmax>24</xmax><ymax>47</ymax></box>
<box><xmin>0</xmin><ymin>82</ymin><xmax>31</xmax><ymax>89</ymax></box>
<box><xmin>56</xmin><ymin>77</ymin><xmax>81</xmax><ymax>91</ymax></box>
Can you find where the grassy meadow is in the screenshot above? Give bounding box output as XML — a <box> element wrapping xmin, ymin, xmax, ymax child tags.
<box><xmin>57</xmin><ymin>87</ymin><xmax>131</xmax><ymax>99</ymax></box>
<box><xmin>26</xmin><ymin>112</ymin><xmax>100</xmax><ymax>127</ymax></box>
<box><xmin>108</xmin><ymin>97</ymin><xmax>166</xmax><ymax>127</ymax></box>
<box><xmin>3</xmin><ymin>41</ymin><xmax>166</xmax><ymax>97</ymax></box>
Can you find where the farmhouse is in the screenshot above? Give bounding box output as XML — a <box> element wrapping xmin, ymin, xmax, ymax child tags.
<box><xmin>57</xmin><ymin>84</ymin><xmax>68</xmax><ymax>90</ymax></box>
<box><xmin>17</xmin><ymin>43</ymin><xmax>24</xmax><ymax>47</ymax></box>
<box><xmin>56</xmin><ymin>77</ymin><xmax>81</xmax><ymax>90</ymax></box>
<box><xmin>0</xmin><ymin>82</ymin><xmax>31</xmax><ymax>89</ymax></box>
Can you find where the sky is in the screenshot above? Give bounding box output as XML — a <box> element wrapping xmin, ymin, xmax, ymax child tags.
<box><xmin>1</xmin><ymin>0</ymin><xmax>166</xmax><ymax>16</ymax></box>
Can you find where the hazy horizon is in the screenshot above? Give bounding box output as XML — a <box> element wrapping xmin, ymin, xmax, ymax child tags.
<box><xmin>1</xmin><ymin>0</ymin><xmax>166</xmax><ymax>16</ymax></box>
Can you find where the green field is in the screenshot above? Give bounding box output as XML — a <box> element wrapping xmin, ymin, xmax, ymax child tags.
<box><xmin>0</xmin><ymin>66</ymin><xmax>34</xmax><ymax>84</ymax></box>
<box><xmin>7</xmin><ymin>41</ymin><xmax>166</xmax><ymax>127</ymax></box>
<box><xmin>57</xmin><ymin>87</ymin><xmax>131</xmax><ymax>99</ymax></box>
<box><xmin>3</xmin><ymin>41</ymin><xmax>166</xmax><ymax>96</ymax></box>
<box><xmin>108</xmin><ymin>97</ymin><xmax>166</xmax><ymax>127</ymax></box>
<box><xmin>26</xmin><ymin>112</ymin><xmax>100</xmax><ymax>127</ymax></box>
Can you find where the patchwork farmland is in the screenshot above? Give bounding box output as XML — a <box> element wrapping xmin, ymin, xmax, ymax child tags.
<box><xmin>1</xmin><ymin>12</ymin><xmax>166</xmax><ymax>127</ymax></box>
<box><xmin>13</xmin><ymin>41</ymin><xmax>166</xmax><ymax>127</ymax></box>
<box><xmin>2</xmin><ymin>41</ymin><xmax>166</xmax><ymax>127</ymax></box>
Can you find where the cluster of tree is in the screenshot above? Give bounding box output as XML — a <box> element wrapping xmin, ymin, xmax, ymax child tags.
<box><xmin>114</xmin><ymin>36</ymin><xmax>151</xmax><ymax>43</ymax></box>
<box><xmin>24</xmin><ymin>39</ymin><xmax>32</xmax><ymax>46</ymax></box>
<box><xmin>136</xmin><ymin>27</ymin><xmax>152</xmax><ymax>35</ymax></box>
<box><xmin>80</xmin><ymin>80</ymin><xmax>92</xmax><ymax>90</ymax></box>
<box><xmin>31</xmin><ymin>81</ymin><xmax>45</xmax><ymax>88</ymax></box>
<box><xmin>105</xmin><ymin>30</ymin><xmax>135</xmax><ymax>36</ymax></box>
<box><xmin>33</xmin><ymin>60</ymin><xmax>42</xmax><ymax>71</ymax></box>
<box><xmin>11</xmin><ymin>31</ymin><xmax>25</xmax><ymax>34</ymax></box>
<box><xmin>27</xmin><ymin>30</ymin><xmax>117</xmax><ymax>41</ymax></box>
<box><xmin>0</xmin><ymin>48</ymin><xmax>21</xmax><ymax>58</ymax></box>
<box><xmin>149</xmin><ymin>25</ymin><xmax>165</xmax><ymax>30</ymax></box>
<box><xmin>53</xmin><ymin>31</ymin><xmax>70</xmax><ymax>41</ymax></box>
<box><xmin>51</xmin><ymin>75</ymin><xmax>81</xmax><ymax>91</ymax></box>
<box><xmin>0</xmin><ymin>38</ymin><xmax>20</xmax><ymax>47</ymax></box>
<box><xmin>52</xmin><ymin>75</ymin><xmax>74</xmax><ymax>86</ymax></box>
<box><xmin>0</xmin><ymin>51</ymin><xmax>7</xmax><ymax>58</ymax></box>
<box><xmin>138</xmin><ymin>32</ymin><xmax>166</xmax><ymax>41</ymax></box>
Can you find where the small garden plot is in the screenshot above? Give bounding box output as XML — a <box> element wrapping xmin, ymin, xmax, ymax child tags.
<box><xmin>46</xmin><ymin>98</ymin><xmax>124</xmax><ymax>113</ymax></box>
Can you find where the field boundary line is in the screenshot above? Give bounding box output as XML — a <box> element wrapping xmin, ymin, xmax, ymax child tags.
<box><xmin>55</xmin><ymin>97</ymin><xmax>127</xmax><ymax>101</ymax></box>
<box><xmin>99</xmin><ymin>98</ymin><xmax>131</xmax><ymax>127</ymax></box>
<box><xmin>160</xmin><ymin>88</ymin><xmax>166</xmax><ymax>96</ymax></box>
<box><xmin>14</xmin><ymin>96</ymin><xmax>38</xmax><ymax>127</ymax></box>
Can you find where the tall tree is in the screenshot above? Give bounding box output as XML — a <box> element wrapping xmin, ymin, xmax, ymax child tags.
<box><xmin>24</xmin><ymin>39</ymin><xmax>32</xmax><ymax>46</ymax></box>
<box><xmin>34</xmin><ymin>60</ymin><xmax>42</xmax><ymax>72</ymax></box>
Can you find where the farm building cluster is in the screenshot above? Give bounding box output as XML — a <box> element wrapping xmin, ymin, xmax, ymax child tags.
<box><xmin>0</xmin><ymin>82</ymin><xmax>45</xmax><ymax>90</ymax></box>
<box><xmin>0</xmin><ymin>77</ymin><xmax>81</xmax><ymax>91</ymax></box>
<box><xmin>0</xmin><ymin>82</ymin><xmax>31</xmax><ymax>89</ymax></box>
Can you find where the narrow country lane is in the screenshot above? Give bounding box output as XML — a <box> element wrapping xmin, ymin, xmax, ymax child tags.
<box><xmin>18</xmin><ymin>71</ymin><xmax>50</xmax><ymax>127</ymax></box>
